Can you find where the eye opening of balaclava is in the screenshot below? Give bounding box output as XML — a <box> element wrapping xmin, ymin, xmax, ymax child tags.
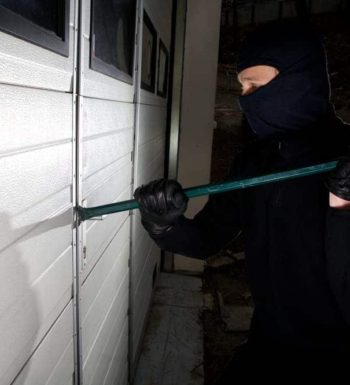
<box><xmin>237</xmin><ymin>20</ymin><xmax>333</xmax><ymax>138</ymax></box>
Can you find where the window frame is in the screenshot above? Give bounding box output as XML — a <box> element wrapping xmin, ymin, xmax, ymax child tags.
<box><xmin>90</xmin><ymin>0</ymin><xmax>137</xmax><ymax>84</ymax></box>
<box><xmin>157</xmin><ymin>39</ymin><xmax>169</xmax><ymax>98</ymax></box>
<box><xmin>0</xmin><ymin>1</ymin><xmax>70</xmax><ymax>57</ymax></box>
<box><xmin>141</xmin><ymin>10</ymin><xmax>157</xmax><ymax>93</ymax></box>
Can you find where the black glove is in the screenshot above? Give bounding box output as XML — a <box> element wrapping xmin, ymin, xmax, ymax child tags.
<box><xmin>326</xmin><ymin>156</ymin><xmax>350</xmax><ymax>201</ymax></box>
<box><xmin>134</xmin><ymin>179</ymin><xmax>188</xmax><ymax>236</ymax></box>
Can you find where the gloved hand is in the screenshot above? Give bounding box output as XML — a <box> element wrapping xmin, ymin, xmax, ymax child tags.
<box><xmin>134</xmin><ymin>179</ymin><xmax>188</xmax><ymax>236</ymax></box>
<box><xmin>326</xmin><ymin>156</ymin><xmax>350</xmax><ymax>208</ymax></box>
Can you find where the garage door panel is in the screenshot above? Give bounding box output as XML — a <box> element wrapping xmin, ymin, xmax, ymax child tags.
<box><xmin>0</xmin><ymin>0</ymin><xmax>75</xmax><ymax>92</ymax></box>
<box><xmin>82</xmin><ymin>129</ymin><xmax>133</xmax><ymax>181</ymax></box>
<box><xmin>0</xmin><ymin>85</ymin><xmax>73</xmax><ymax>154</ymax></box>
<box><xmin>132</xmin><ymin>243</ymin><xmax>160</xmax><ymax>361</ymax></box>
<box><xmin>82</xmin><ymin>153</ymin><xmax>131</xmax><ymax>199</ymax></box>
<box><xmin>82</xmin><ymin>220</ymin><xmax>130</xmax><ymax>314</ymax></box>
<box><xmin>101</xmin><ymin>320</ymin><xmax>128</xmax><ymax>385</ymax></box>
<box><xmin>84</xmin><ymin>284</ymin><xmax>128</xmax><ymax>385</ymax></box>
<box><xmin>81</xmin><ymin>240</ymin><xmax>129</xmax><ymax>361</ymax></box>
<box><xmin>11</xmin><ymin>301</ymin><xmax>74</xmax><ymax>385</ymax></box>
<box><xmin>82</xmin><ymin>98</ymin><xmax>134</xmax><ymax>138</ymax></box>
<box><xmin>83</xmin><ymin>192</ymin><xmax>130</xmax><ymax>280</ymax></box>
<box><xmin>137</xmin><ymin>105</ymin><xmax>167</xmax><ymax>146</ymax></box>
<box><xmin>83</xmin><ymin>163</ymin><xmax>132</xmax><ymax>208</ymax></box>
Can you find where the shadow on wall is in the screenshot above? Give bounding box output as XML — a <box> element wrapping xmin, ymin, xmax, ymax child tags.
<box><xmin>0</xmin><ymin>210</ymin><xmax>73</xmax><ymax>385</ymax></box>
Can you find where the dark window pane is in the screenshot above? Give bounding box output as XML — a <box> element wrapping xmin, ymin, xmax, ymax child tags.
<box><xmin>141</xmin><ymin>10</ymin><xmax>157</xmax><ymax>92</ymax></box>
<box><xmin>0</xmin><ymin>0</ymin><xmax>65</xmax><ymax>38</ymax></box>
<box><xmin>157</xmin><ymin>39</ymin><xmax>169</xmax><ymax>97</ymax></box>
<box><xmin>0</xmin><ymin>0</ymin><xmax>69</xmax><ymax>56</ymax></box>
<box><xmin>92</xmin><ymin>0</ymin><xmax>136</xmax><ymax>80</ymax></box>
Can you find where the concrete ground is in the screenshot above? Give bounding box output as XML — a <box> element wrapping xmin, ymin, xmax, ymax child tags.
<box><xmin>132</xmin><ymin>257</ymin><xmax>254</xmax><ymax>385</ymax></box>
<box><xmin>134</xmin><ymin>273</ymin><xmax>204</xmax><ymax>385</ymax></box>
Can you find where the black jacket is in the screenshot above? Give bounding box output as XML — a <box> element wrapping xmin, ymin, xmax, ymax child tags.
<box><xmin>152</xmin><ymin>116</ymin><xmax>350</xmax><ymax>354</ymax></box>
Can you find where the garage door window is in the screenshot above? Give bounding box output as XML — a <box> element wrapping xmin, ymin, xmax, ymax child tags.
<box><xmin>0</xmin><ymin>0</ymin><xmax>70</xmax><ymax>56</ymax></box>
<box><xmin>90</xmin><ymin>0</ymin><xmax>137</xmax><ymax>83</ymax></box>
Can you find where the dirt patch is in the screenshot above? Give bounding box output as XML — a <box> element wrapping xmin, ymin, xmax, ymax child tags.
<box><xmin>202</xmin><ymin>256</ymin><xmax>251</xmax><ymax>385</ymax></box>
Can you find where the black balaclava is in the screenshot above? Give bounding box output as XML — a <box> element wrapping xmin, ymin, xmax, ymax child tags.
<box><xmin>237</xmin><ymin>20</ymin><xmax>334</xmax><ymax>138</ymax></box>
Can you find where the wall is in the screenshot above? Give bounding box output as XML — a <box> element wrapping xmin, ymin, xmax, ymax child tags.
<box><xmin>175</xmin><ymin>0</ymin><xmax>222</xmax><ymax>272</ymax></box>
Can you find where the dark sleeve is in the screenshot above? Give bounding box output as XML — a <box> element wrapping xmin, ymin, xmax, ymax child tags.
<box><xmin>150</xmin><ymin>179</ymin><xmax>242</xmax><ymax>259</ymax></box>
<box><xmin>326</xmin><ymin>208</ymin><xmax>350</xmax><ymax>324</ymax></box>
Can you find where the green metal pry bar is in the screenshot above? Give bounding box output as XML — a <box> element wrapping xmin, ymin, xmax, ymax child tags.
<box><xmin>77</xmin><ymin>161</ymin><xmax>337</xmax><ymax>221</ymax></box>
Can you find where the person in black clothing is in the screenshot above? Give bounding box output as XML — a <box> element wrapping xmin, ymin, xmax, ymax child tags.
<box><xmin>134</xmin><ymin>21</ymin><xmax>350</xmax><ymax>381</ymax></box>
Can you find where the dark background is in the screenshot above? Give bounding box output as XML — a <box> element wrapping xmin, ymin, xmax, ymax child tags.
<box><xmin>204</xmin><ymin>1</ymin><xmax>350</xmax><ymax>383</ymax></box>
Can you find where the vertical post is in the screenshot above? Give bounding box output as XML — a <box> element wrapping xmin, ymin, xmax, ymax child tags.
<box><xmin>129</xmin><ymin>0</ymin><xmax>144</xmax><ymax>379</ymax></box>
<box><xmin>163</xmin><ymin>0</ymin><xmax>188</xmax><ymax>272</ymax></box>
<box><xmin>73</xmin><ymin>0</ymin><xmax>83</xmax><ymax>384</ymax></box>
<box><xmin>175</xmin><ymin>0</ymin><xmax>222</xmax><ymax>272</ymax></box>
